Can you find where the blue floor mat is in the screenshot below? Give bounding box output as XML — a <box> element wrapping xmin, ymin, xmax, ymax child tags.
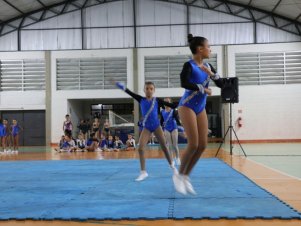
<box><xmin>0</xmin><ymin>158</ymin><xmax>300</xmax><ymax>220</ymax></box>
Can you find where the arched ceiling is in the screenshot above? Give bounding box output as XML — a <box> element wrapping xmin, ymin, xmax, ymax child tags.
<box><xmin>0</xmin><ymin>0</ymin><xmax>300</xmax><ymax>36</ymax></box>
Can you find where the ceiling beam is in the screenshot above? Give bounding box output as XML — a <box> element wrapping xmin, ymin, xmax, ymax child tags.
<box><xmin>271</xmin><ymin>0</ymin><xmax>282</xmax><ymax>13</ymax></box>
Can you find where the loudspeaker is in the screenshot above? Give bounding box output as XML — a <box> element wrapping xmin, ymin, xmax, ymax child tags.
<box><xmin>221</xmin><ymin>77</ymin><xmax>239</xmax><ymax>103</ymax></box>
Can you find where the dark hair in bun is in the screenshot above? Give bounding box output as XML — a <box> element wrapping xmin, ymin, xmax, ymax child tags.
<box><xmin>187</xmin><ymin>34</ymin><xmax>207</xmax><ymax>54</ymax></box>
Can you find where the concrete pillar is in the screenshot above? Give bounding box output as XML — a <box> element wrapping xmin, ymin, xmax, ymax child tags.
<box><xmin>45</xmin><ymin>51</ymin><xmax>52</xmax><ymax>146</ymax></box>
<box><xmin>133</xmin><ymin>48</ymin><xmax>140</xmax><ymax>141</ymax></box>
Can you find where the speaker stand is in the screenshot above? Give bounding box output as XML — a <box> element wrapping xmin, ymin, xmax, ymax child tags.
<box><xmin>215</xmin><ymin>103</ymin><xmax>247</xmax><ymax>157</ymax></box>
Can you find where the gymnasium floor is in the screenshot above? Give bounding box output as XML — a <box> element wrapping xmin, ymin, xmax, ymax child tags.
<box><xmin>0</xmin><ymin>143</ymin><xmax>300</xmax><ymax>226</ymax></box>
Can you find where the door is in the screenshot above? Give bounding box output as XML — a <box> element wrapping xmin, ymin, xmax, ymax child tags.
<box><xmin>1</xmin><ymin>110</ymin><xmax>45</xmax><ymax>146</ymax></box>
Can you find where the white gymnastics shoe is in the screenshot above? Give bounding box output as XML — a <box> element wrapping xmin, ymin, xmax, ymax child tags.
<box><xmin>176</xmin><ymin>157</ymin><xmax>181</xmax><ymax>166</ymax></box>
<box><xmin>135</xmin><ymin>171</ymin><xmax>148</xmax><ymax>182</ymax></box>
<box><xmin>173</xmin><ymin>173</ymin><xmax>187</xmax><ymax>195</ymax></box>
<box><xmin>183</xmin><ymin>175</ymin><xmax>197</xmax><ymax>195</ymax></box>
<box><xmin>170</xmin><ymin>162</ymin><xmax>178</xmax><ymax>175</ymax></box>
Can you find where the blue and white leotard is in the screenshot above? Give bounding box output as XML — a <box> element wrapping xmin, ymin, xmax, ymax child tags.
<box><xmin>11</xmin><ymin>124</ymin><xmax>21</xmax><ymax>136</ymax></box>
<box><xmin>0</xmin><ymin>123</ymin><xmax>4</xmax><ymax>137</ymax></box>
<box><xmin>160</xmin><ymin>109</ymin><xmax>180</xmax><ymax>133</ymax></box>
<box><xmin>178</xmin><ymin>60</ymin><xmax>224</xmax><ymax>115</ymax></box>
<box><xmin>124</xmin><ymin>89</ymin><xmax>177</xmax><ymax>133</ymax></box>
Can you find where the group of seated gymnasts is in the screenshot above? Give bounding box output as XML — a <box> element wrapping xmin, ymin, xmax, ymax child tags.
<box><xmin>55</xmin><ymin>130</ymin><xmax>136</xmax><ymax>153</ymax></box>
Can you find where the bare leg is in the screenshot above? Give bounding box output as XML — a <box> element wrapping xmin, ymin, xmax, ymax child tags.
<box><xmin>86</xmin><ymin>142</ymin><xmax>98</xmax><ymax>152</ymax></box>
<box><xmin>183</xmin><ymin>110</ymin><xmax>208</xmax><ymax>175</ymax></box>
<box><xmin>137</xmin><ymin>129</ymin><xmax>151</xmax><ymax>171</ymax></box>
<box><xmin>13</xmin><ymin>136</ymin><xmax>15</xmax><ymax>150</ymax></box>
<box><xmin>171</xmin><ymin>129</ymin><xmax>180</xmax><ymax>159</ymax></box>
<box><xmin>178</xmin><ymin>106</ymin><xmax>199</xmax><ymax>175</ymax></box>
<box><xmin>153</xmin><ymin>126</ymin><xmax>173</xmax><ymax>166</ymax></box>
<box><xmin>16</xmin><ymin>134</ymin><xmax>19</xmax><ymax>150</ymax></box>
<box><xmin>164</xmin><ymin>130</ymin><xmax>173</xmax><ymax>159</ymax></box>
<box><xmin>92</xmin><ymin>142</ymin><xmax>99</xmax><ymax>151</ymax></box>
<box><xmin>2</xmin><ymin>137</ymin><xmax>7</xmax><ymax>150</ymax></box>
<box><xmin>15</xmin><ymin>134</ymin><xmax>19</xmax><ymax>150</ymax></box>
<box><xmin>7</xmin><ymin>135</ymin><xmax>11</xmax><ymax>150</ymax></box>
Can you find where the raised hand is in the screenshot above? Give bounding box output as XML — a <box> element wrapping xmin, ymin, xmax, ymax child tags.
<box><xmin>200</xmin><ymin>64</ymin><xmax>214</xmax><ymax>77</ymax></box>
<box><xmin>115</xmin><ymin>82</ymin><xmax>126</xmax><ymax>91</ymax></box>
<box><xmin>204</xmin><ymin>88</ymin><xmax>212</xmax><ymax>96</ymax></box>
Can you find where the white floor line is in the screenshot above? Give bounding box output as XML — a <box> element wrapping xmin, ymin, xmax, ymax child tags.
<box><xmin>245</xmin><ymin>157</ymin><xmax>301</xmax><ymax>181</ymax></box>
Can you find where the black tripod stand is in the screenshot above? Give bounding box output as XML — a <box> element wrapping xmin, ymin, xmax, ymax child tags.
<box><xmin>215</xmin><ymin>103</ymin><xmax>247</xmax><ymax>157</ymax></box>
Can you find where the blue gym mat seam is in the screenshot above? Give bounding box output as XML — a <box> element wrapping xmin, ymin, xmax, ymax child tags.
<box><xmin>167</xmin><ymin>190</ymin><xmax>175</xmax><ymax>219</ymax></box>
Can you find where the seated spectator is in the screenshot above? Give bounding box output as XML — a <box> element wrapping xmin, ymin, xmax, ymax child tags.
<box><xmin>99</xmin><ymin>133</ymin><xmax>107</xmax><ymax>150</ymax></box>
<box><xmin>104</xmin><ymin>135</ymin><xmax>114</xmax><ymax>152</ymax></box>
<box><xmin>113</xmin><ymin>136</ymin><xmax>124</xmax><ymax>152</ymax></box>
<box><xmin>54</xmin><ymin>135</ymin><xmax>65</xmax><ymax>152</ymax></box>
<box><xmin>125</xmin><ymin>134</ymin><xmax>136</xmax><ymax>151</ymax></box>
<box><xmin>86</xmin><ymin>133</ymin><xmax>101</xmax><ymax>152</ymax></box>
<box><xmin>76</xmin><ymin>133</ymin><xmax>86</xmax><ymax>152</ymax></box>
<box><xmin>55</xmin><ymin>134</ymin><xmax>76</xmax><ymax>153</ymax></box>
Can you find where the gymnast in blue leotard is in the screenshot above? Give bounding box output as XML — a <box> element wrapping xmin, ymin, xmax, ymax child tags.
<box><xmin>11</xmin><ymin>119</ymin><xmax>22</xmax><ymax>152</ymax></box>
<box><xmin>1</xmin><ymin>119</ymin><xmax>13</xmax><ymax>153</ymax></box>
<box><xmin>160</xmin><ymin>97</ymin><xmax>181</xmax><ymax>166</ymax></box>
<box><xmin>116</xmin><ymin>81</ymin><xmax>178</xmax><ymax>182</ymax></box>
<box><xmin>173</xmin><ymin>34</ymin><xmax>224</xmax><ymax>195</ymax></box>
<box><xmin>0</xmin><ymin>120</ymin><xmax>4</xmax><ymax>152</ymax></box>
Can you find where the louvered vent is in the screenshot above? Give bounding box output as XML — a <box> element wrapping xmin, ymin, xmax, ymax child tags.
<box><xmin>56</xmin><ymin>57</ymin><xmax>127</xmax><ymax>90</ymax></box>
<box><xmin>0</xmin><ymin>59</ymin><xmax>45</xmax><ymax>91</ymax></box>
<box><xmin>144</xmin><ymin>54</ymin><xmax>218</xmax><ymax>88</ymax></box>
<box><xmin>235</xmin><ymin>51</ymin><xmax>301</xmax><ymax>85</ymax></box>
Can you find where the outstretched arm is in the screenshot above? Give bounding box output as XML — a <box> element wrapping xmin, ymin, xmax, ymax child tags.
<box><xmin>116</xmin><ymin>82</ymin><xmax>143</xmax><ymax>103</ymax></box>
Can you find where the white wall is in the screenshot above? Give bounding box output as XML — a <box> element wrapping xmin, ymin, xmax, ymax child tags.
<box><xmin>0</xmin><ymin>32</ymin><xmax>17</xmax><ymax>51</ymax></box>
<box><xmin>50</xmin><ymin>48</ymin><xmax>133</xmax><ymax>143</ymax></box>
<box><xmin>0</xmin><ymin>51</ymin><xmax>46</xmax><ymax>110</ymax></box>
<box><xmin>227</xmin><ymin>42</ymin><xmax>301</xmax><ymax>140</ymax></box>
